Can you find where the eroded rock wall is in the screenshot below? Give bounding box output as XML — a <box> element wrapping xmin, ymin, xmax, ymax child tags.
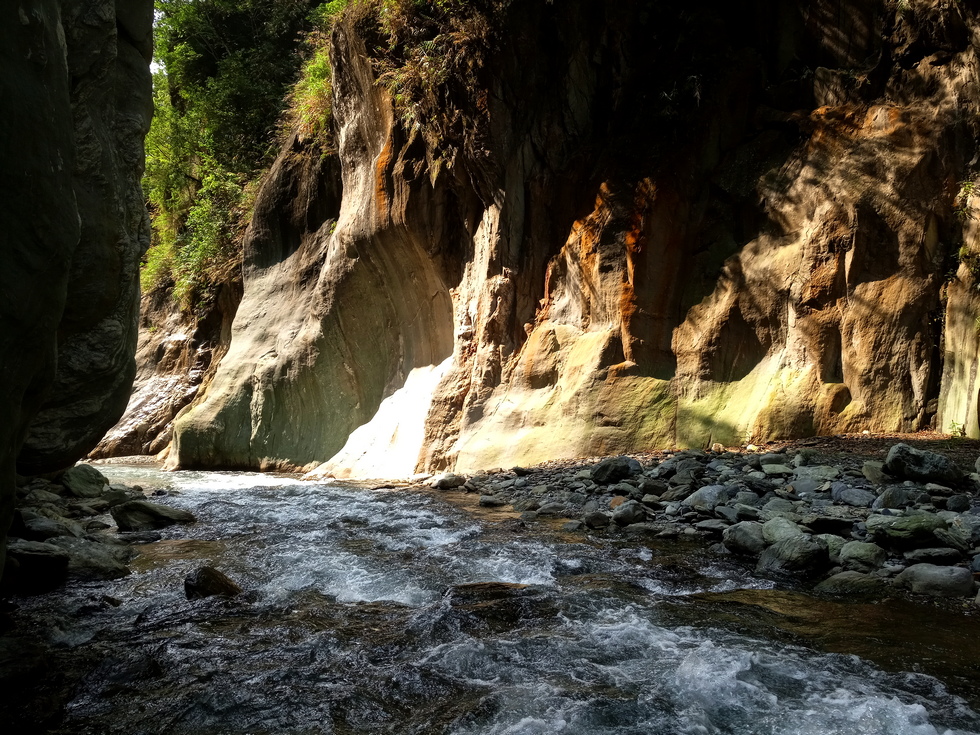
<box><xmin>1</xmin><ymin>0</ymin><xmax>152</xmax><ymax>556</ymax></box>
<box><xmin>170</xmin><ymin>0</ymin><xmax>980</xmax><ymax>476</ymax></box>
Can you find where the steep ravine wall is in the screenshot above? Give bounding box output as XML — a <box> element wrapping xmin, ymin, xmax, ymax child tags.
<box><xmin>1</xmin><ymin>0</ymin><xmax>153</xmax><ymax>557</ymax></box>
<box><xmin>167</xmin><ymin>0</ymin><xmax>980</xmax><ymax>476</ymax></box>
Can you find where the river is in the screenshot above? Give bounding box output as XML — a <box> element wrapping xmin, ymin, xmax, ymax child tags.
<box><xmin>8</xmin><ymin>467</ymin><xmax>980</xmax><ymax>734</ymax></box>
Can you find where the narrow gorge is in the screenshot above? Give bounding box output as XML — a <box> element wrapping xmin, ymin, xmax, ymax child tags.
<box><xmin>6</xmin><ymin>2</ymin><xmax>980</xmax><ymax>733</ymax></box>
<box><xmin>97</xmin><ymin>0</ymin><xmax>980</xmax><ymax>480</ymax></box>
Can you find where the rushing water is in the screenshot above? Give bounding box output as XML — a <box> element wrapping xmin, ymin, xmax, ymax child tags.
<box><xmin>8</xmin><ymin>467</ymin><xmax>980</xmax><ymax>735</ymax></box>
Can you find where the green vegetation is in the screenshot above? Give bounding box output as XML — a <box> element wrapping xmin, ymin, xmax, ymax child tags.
<box><xmin>142</xmin><ymin>0</ymin><xmax>320</xmax><ymax>312</ymax></box>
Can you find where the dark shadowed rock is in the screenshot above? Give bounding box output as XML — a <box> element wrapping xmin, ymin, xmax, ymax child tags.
<box><xmin>185</xmin><ymin>566</ymin><xmax>243</xmax><ymax>599</ymax></box>
<box><xmin>60</xmin><ymin>463</ymin><xmax>109</xmax><ymax>498</ymax></box>
<box><xmin>4</xmin><ymin>540</ymin><xmax>70</xmax><ymax>592</ymax></box>
<box><xmin>591</xmin><ymin>457</ymin><xmax>638</xmax><ymax>485</ymax></box>
<box><xmin>111</xmin><ymin>500</ymin><xmax>195</xmax><ymax>531</ymax></box>
<box><xmin>883</xmin><ymin>444</ymin><xmax>964</xmax><ymax>485</ymax></box>
<box><xmin>866</xmin><ymin>512</ymin><xmax>947</xmax><ymax>550</ymax></box>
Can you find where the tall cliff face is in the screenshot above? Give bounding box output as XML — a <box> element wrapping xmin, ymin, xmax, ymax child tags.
<box><xmin>0</xmin><ymin>0</ymin><xmax>152</xmax><ymax>549</ymax></box>
<box><xmin>170</xmin><ymin>0</ymin><xmax>980</xmax><ymax>476</ymax></box>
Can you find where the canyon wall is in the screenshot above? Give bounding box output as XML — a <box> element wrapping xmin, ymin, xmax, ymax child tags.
<box><xmin>167</xmin><ymin>0</ymin><xmax>980</xmax><ymax>476</ymax></box>
<box><xmin>0</xmin><ymin>0</ymin><xmax>152</xmax><ymax>555</ymax></box>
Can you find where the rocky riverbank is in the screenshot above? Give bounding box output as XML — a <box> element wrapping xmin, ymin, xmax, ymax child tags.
<box><xmin>2</xmin><ymin>466</ymin><xmax>195</xmax><ymax>595</ymax></box>
<box><xmin>420</xmin><ymin>439</ymin><xmax>980</xmax><ymax>606</ymax></box>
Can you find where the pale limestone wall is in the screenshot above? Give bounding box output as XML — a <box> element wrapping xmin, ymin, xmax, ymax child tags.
<box><xmin>168</xmin><ymin>1</ymin><xmax>980</xmax><ymax>477</ymax></box>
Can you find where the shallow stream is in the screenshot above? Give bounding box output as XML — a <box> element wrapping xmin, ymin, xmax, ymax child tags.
<box><xmin>8</xmin><ymin>467</ymin><xmax>980</xmax><ymax>734</ymax></box>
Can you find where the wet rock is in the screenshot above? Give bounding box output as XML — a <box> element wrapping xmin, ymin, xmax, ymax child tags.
<box><xmin>894</xmin><ymin>563</ymin><xmax>974</xmax><ymax>597</ymax></box>
<box><xmin>814</xmin><ymin>571</ymin><xmax>888</xmax><ymax>597</ymax></box>
<box><xmin>762</xmin><ymin>517</ymin><xmax>804</xmax><ymax>545</ymax></box>
<box><xmin>590</xmin><ymin>456</ymin><xmax>638</xmax><ymax>484</ymax></box>
<box><xmin>561</xmin><ymin>520</ymin><xmax>583</xmax><ymax>532</ymax></box>
<box><xmin>722</xmin><ymin>522</ymin><xmax>766</xmax><ymax>555</ymax></box>
<box><xmin>839</xmin><ymin>541</ymin><xmax>887</xmax><ymax>573</ymax></box>
<box><xmin>4</xmin><ymin>540</ymin><xmax>69</xmax><ymax>592</ymax></box>
<box><xmin>902</xmin><ymin>547</ymin><xmax>962</xmax><ymax>565</ymax></box>
<box><xmin>48</xmin><ymin>537</ymin><xmax>133</xmax><ymax>580</ymax></box>
<box><xmin>110</xmin><ymin>500</ymin><xmax>196</xmax><ymax>531</ymax></box>
<box><xmin>756</xmin><ymin>535</ymin><xmax>829</xmax><ymax>576</ymax></box>
<box><xmin>883</xmin><ymin>444</ymin><xmax>964</xmax><ymax>485</ymax></box>
<box><xmin>22</xmin><ymin>515</ymin><xmax>83</xmax><ymax>541</ymax></box>
<box><xmin>479</xmin><ymin>495</ymin><xmax>509</xmax><ymax>508</ymax></box>
<box><xmin>866</xmin><ymin>512</ymin><xmax>947</xmax><ymax>549</ymax></box>
<box><xmin>116</xmin><ymin>531</ymin><xmax>163</xmax><ymax>545</ymax></box>
<box><xmin>430</xmin><ymin>473</ymin><xmax>467</xmax><ymax>489</ymax></box>
<box><xmin>60</xmin><ymin>464</ymin><xmax>109</xmax><ymax>499</ymax></box>
<box><xmin>536</xmin><ymin>502</ymin><xmax>567</xmax><ymax>517</ymax></box>
<box><xmin>612</xmin><ymin>500</ymin><xmax>646</xmax><ymax>526</ymax></box>
<box><xmin>184</xmin><ymin>566</ymin><xmax>243</xmax><ymax>599</ymax></box>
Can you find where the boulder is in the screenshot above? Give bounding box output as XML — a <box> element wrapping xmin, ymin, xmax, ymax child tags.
<box><xmin>479</xmin><ymin>495</ymin><xmax>509</xmax><ymax>508</ymax></box>
<box><xmin>817</xmin><ymin>533</ymin><xmax>846</xmax><ymax>564</ymax></box>
<box><xmin>814</xmin><ymin>571</ymin><xmax>888</xmax><ymax>597</ymax></box>
<box><xmin>839</xmin><ymin>541</ymin><xmax>887</xmax><ymax>573</ymax></box>
<box><xmin>583</xmin><ymin>511</ymin><xmax>611</xmax><ymax>529</ymax></box>
<box><xmin>430</xmin><ymin>473</ymin><xmax>467</xmax><ymax>489</ymax></box>
<box><xmin>47</xmin><ymin>537</ymin><xmax>133</xmax><ymax>580</ymax></box>
<box><xmin>756</xmin><ymin>535</ymin><xmax>829</xmax><ymax>576</ymax></box>
<box><xmin>831</xmin><ymin>485</ymin><xmax>875</xmax><ymax>508</ymax></box>
<box><xmin>612</xmin><ymin>500</ymin><xmax>646</xmax><ymax>526</ymax></box>
<box><xmin>866</xmin><ymin>512</ymin><xmax>947</xmax><ymax>549</ymax></box>
<box><xmin>872</xmin><ymin>486</ymin><xmax>914</xmax><ymax>510</ymax></box>
<box><xmin>60</xmin><ymin>464</ymin><xmax>109</xmax><ymax>499</ymax></box>
<box><xmin>681</xmin><ymin>485</ymin><xmax>730</xmax><ymax>512</ymax></box>
<box><xmin>883</xmin><ymin>444</ymin><xmax>963</xmax><ymax>485</ymax></box>
<box><xmin>110</xmin><ymin>500</ymin><xmax>196</xmax><ymax>532</ymax></box>
<box><xmin>894</xmin><ymin>563</ymin><xmax>974</xmax><ymax>597</ymax></box>
<box><xmin>762</xmin><ymin>517</ymin><xmax>804</xmax><ymax>545</ymax></box>
<box><xmin>902</xmin><ymin>547</ymin><xmax>962</xmax><ymax>565</ymax></box>
<box><xmin>590</xmin><ymin>456</ymin><xmax>638</xmax><ymax>484</ymax></box>
<box><xmin>22</xmin><ymin>515</ymin><xmax>83</xmax><ymax>541</ymax></box>
<box><xmin>861</xmin><ymin>462</ymin><xmax>887</xmax><ymax>485</ymax></box>
<box><xmin>184</xmin><ymin>566</ymin><xmax>243</xmax><ymax>599</ymax></box>
<box><xmin>722</xmin><ymin>521</ymin><xmax>767</xmax><ymax>556</ymax></box>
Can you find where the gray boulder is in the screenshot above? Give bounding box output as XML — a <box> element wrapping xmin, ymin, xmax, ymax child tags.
<box><xmin>762</xmin><ymin>517</ymin><xmax>804</xmax><ymax>545</ymax></box>
<box><xmin>756</xmin><ymin>535</ymin><xmax>829</xmax><ymax>576</ymax></box>
<box><xmin>681</xmin><ymin>485</ymin><xmax>730</xmax><ymax>512</ymax></box>
<box><xmin>817</xmin><ymin>533</ymin><xmax>847</xmax><ymax>564</ymax></box>
<box><xmin>814</xmin><ymin>571</ymin><xmax>888</xmax><ymax>597</ymax></box>
<box><xmin>894</xmin><ymin>563</ymin><xmax>974</xmax><ymax>597</ymax></box>
<box><xmin>839</xmin><ymin>541</ymin><xmax>887</xmax><ymax>573</ymax></box>
<box><xmin>883</xmin><ymin>444</ymin><xmax>963</xmax><ymax>485</ymax></box>
<box><xmin>903</xmin><ymin>547</ymin><xmax>962</xmax><ymax>565</ymax></box>
<box><xmin>583</xmin><ymin>511</ymin><xmax>611</xmax><ymax>529</ymax></box>
<box><xmin>872</xmin><ymin>486</ymin><xmax>913</xmax><ymax>510</ymax></box>
<box><xmin>832</xmin><ymin>485</ymin><xmax>875</xmax><ymax>508</ymax></box>
<box><xmin>60</xmin><ymin>464</ymin><xmax>109</xmax><ymax>499</ymax></box>
<box><xmin>111</xmin><ymin>500</ymin><xmax>196</xmax><ymax>531</ymax></box>
<box><xmin>722</xmin><ymin>521</ymin><xmax>767</xmax><ymax>556</ymax></box>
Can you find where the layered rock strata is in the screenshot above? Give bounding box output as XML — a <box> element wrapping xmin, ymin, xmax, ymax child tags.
<box><xmin>169</xmin><ymin>1</ymin><xmax>980</xmax><ymax>476</ymax></box>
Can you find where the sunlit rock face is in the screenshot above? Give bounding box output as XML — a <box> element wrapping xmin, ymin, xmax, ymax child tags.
<box><xmin>0</xmin><ymin>0</ymin><xmax>152</xmax><ymax>559</ymax></box>
<box><xmin>171</xmin><ymin>1</ymin><xmax>980</xmax><ymax>475</ymax></box>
